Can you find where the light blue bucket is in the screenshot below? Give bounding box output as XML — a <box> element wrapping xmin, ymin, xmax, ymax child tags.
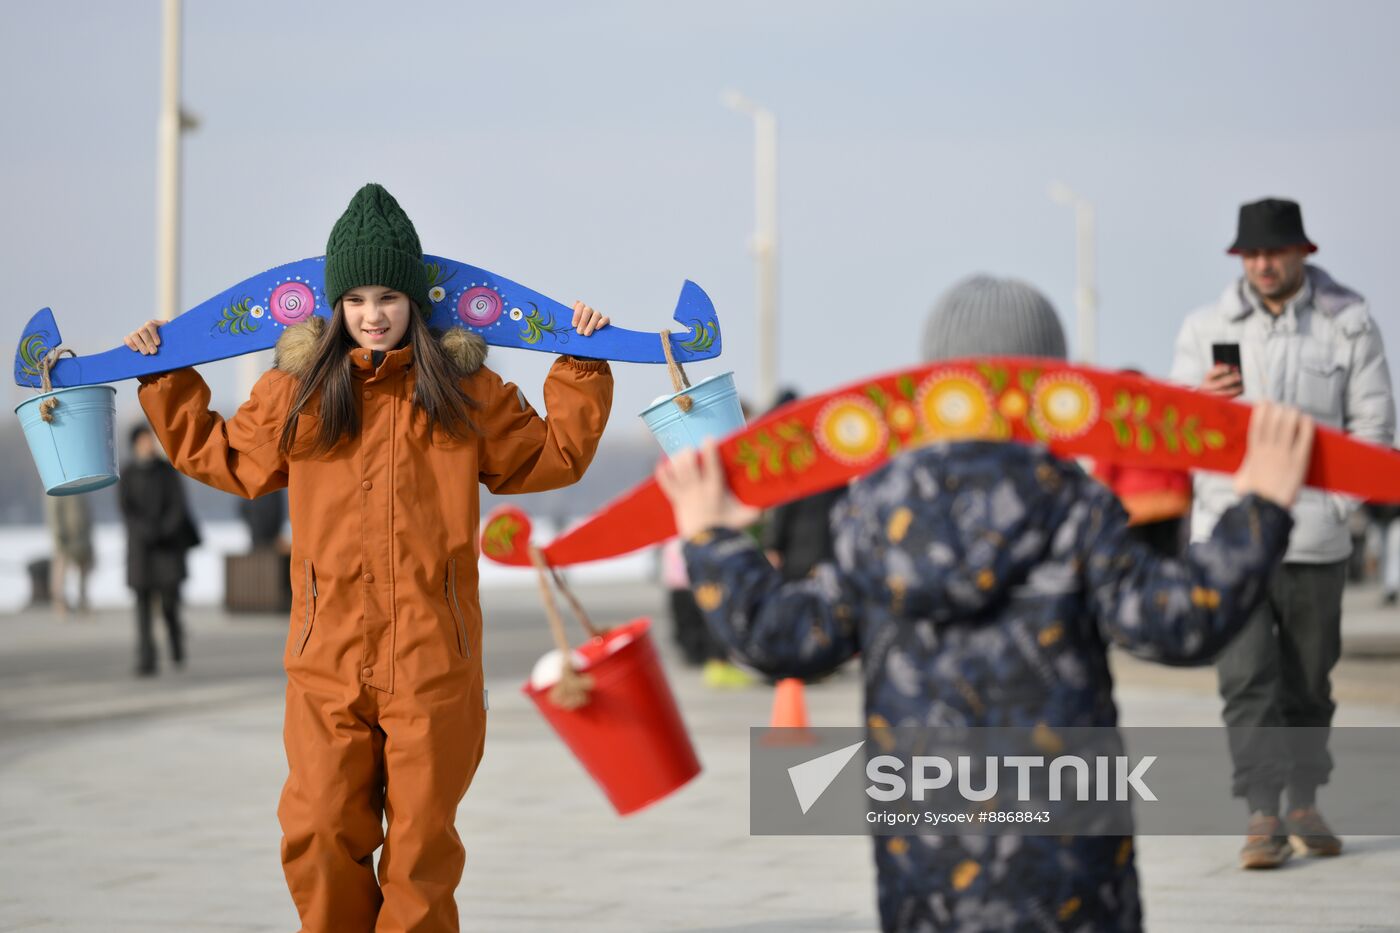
<box><xmin>15</xmin><ymin>385</ymin><xmax>120</xmax><ymax>495</ymax></box>
<box><xmin>640</xmin><ymin>371</ymin><xmax>747</xmax><ymax>456</ymax></box>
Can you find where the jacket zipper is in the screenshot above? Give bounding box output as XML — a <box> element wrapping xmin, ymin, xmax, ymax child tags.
<box><xmin>296</xmin><ymin>560</ymin><xmax>316</xmax><ymax>656</ymax></box>
<box><xmin>446</xmin><ymin>558</ymin><xmax>471</xmax><ymax>658</ymax></box>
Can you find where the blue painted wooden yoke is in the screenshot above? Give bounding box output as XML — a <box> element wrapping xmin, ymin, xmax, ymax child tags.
<box><xmin>15</xmin><ymin>255</ymin><xmax>723</xmax><ymax>388</ymax></box>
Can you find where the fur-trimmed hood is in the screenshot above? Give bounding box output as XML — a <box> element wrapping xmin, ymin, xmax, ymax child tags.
<box><xmin>273</xmin><ymin>316</ymin><xmax>488</xmax><ymax>378</ymax></box>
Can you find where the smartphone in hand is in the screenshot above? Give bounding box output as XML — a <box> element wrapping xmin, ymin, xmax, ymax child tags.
<box><xmin>1211</xmin><ymin>342</ymin><xmax>1243</xmax><ymax>392</ymax></box>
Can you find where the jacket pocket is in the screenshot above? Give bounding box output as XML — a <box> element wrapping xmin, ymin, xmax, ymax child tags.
<box><xmin>1297</xmin><ymin>347</ymin><xmax>1345</xmax><ymax>421</ymax></box>
<box><xmin>288</xmin><ymin>410</ymin><xmax>324</xmax><ymax>459</ymax></box>
<box><xmin>445</xmin><ymin>558</ymin><xmax>471</xmax><ymax>659</ymax></box>
<box><xmin>294</xmin><ymin>559</ymin><xmax>317</xmax><ymax>656</ymax></box>
<box><xmin>1285</xmin><ymin>489</ymin><xmax>1352</xmax><ymax>560</ymax></box>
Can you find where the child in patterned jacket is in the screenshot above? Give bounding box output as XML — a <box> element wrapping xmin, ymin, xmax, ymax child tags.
<box><xmin>656</xmin><ymin>276</ymin><xmax>1315</xmax><ymax>933</ymax></box>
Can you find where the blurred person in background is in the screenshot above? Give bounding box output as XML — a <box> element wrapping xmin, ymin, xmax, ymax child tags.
<box><xmin>1171</xmin><ymin>197</ymin><xmax>1395</xmax><ymax>867</ymax></box>
<box><xmin>656</xmin><ymin>393</ymin><xmax>762</xmax><ymax>689</ymax></box>
<box><xmin>118</xmin><ymin>423</ymin><xmax>202</xmax><ymax>677</ymax></box>
<box><xmin>1366</xmin><ymin>501</ymin><xmax>1400</xmax><ymax>606</ymax></box>
<box><xmin>44</xmin><ymin>491</ymin><xmax>93</xmax><ymax>619</ymax></box>
<box><xmin>661</xmin><ymin>536</ymin><xmax>752</xmax><ymax>688</ymax></box>
<box><xmin>240</xmin><ymin>488</ymin><xmax>288</xmax><ymax>552</ymax></box>
<box><xmin>762</xmin><ymin>388</ymin><xmax>849</xmax><ymax>581</ymax></box>
<box><xmin>660</xmin><ymin>275</ymin><xmax>1313</xmax><ymax>931</ymax></box>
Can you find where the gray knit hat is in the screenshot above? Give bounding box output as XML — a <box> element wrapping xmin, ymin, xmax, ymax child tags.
<box><xmin>921</xmin><ymin>274</ymin><xmax>1068</xmax><ymax>362</ymax></box>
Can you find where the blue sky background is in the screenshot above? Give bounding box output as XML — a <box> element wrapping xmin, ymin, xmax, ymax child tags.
<box><xmin>5</xmin><ymin>0</ymin><xmax>1398</xmax><ymax>442</ymax></box>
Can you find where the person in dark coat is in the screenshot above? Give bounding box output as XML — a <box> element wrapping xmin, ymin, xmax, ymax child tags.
<box><xmin>762</xmin><ymin>389</ymin><xmax>849</xmax><ymax>582</ymax></box>
<box><xmin>763</xmin><ymin>486</ymin><xmax>847</xmax><ymax>581</ymax></box>
<box><xmin>118</xmin><ymin>423</ymin><xmax>201</xmax><ymax>676</ymax></box>
<box><xmin>239</xmin><ymin>488</ymin><xmax>286</xmax><ymax>551</ymax></box>
<box><xmin>656</xmin><ymin>276</ymin><xmax>1315</xmax><ymax>932</ymax></box>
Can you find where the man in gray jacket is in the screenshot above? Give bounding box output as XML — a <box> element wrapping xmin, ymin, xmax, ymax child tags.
<box><xmin>1172</xmin><ymin>198</ymin><xmax>1395</xmax><ymax>869</ymax></box>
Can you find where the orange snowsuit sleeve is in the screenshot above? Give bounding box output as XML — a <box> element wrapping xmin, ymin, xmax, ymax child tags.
<box><xmin>136</xmin><ymin>367</ymin><xmax>293</xmax><ymax>499</ymax></box>
<box><xmin>474</xmin><ymin>355</ymin><xmax>613</xmax><ymax>494</ymax></box>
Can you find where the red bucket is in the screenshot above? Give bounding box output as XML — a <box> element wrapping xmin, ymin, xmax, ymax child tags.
<box><xmin>522</xmin><ymin>618</ymin><xmax>702</xmax><ymax>815</ymax></box>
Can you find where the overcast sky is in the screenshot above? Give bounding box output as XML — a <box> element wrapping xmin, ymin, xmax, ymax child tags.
<box><xmin>5</xmin><ymin>0</ymin><xmax>1398</xmax><ymax>453</ymax></box>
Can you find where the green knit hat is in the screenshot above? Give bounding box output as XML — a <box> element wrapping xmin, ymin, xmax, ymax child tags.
<box><xmin>324</xmin><ymin>183</ymin><xmax>431</xmax><ymax>313</ymax></box>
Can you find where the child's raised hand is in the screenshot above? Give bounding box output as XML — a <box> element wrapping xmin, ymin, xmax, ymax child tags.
<box><xmin>1233</xmin><ymin>401</ymin><xmax>1315</xmax><ymax>508</ymax></box>
<box><xmin>572</xmin><ymin>301</ymin><xmax>610</xmax><ymax>337</ymax></box>
<box><xmin>656</xmin><ymin>440</ymin><xmax>761</xmax><ymax>540</ymax></box>
<box><xmin>124</xmin><ymin>320</ymin><xmax>164</xmax><ymax>355</ymax></box>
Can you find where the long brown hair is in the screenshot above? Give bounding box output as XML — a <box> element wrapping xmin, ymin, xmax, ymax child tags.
<box><xmin>278</xmin><ymin>302</ymin><xmax>479</xmax><ymax>455</ymax></box>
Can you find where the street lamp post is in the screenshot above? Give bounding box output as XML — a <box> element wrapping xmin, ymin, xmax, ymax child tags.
<box><xmin>1049</xmin><ymin>182</ymin><xmax>1097</xmax><ymax>365</ymax></box>
<box><xmin>161</xmin><ymin>2</ymin><xmax>245</xmax><ymax>396</ymax></box>
<box><xmin>156</xmin><ymin>0</ymin><xmax>184</xmax><ymax>324</ymax></box>
<box><xmin>723</xmin><ymin>90</ymin><xmax>779</xmax><ymax>410</ymax></box>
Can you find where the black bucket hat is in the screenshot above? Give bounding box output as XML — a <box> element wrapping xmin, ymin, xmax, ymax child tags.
<box><xmin>1227</xmin><ymin>198</ymin><xmax>1318</xmax><ymax>255</ymax></box>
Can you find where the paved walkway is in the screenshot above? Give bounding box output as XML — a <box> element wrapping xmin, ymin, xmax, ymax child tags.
<box><xmin>1</xmin><ymin>584</ymin><xmax>1397</xmax><ymax>931</ymax></box>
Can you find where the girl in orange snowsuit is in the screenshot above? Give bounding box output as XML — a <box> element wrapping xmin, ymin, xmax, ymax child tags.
<box><xmin>126</xmin><ymin>183</ymin><xmax>614</xmax><ymax>931</ymax></box>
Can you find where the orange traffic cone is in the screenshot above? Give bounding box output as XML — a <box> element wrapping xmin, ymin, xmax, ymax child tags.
<box><xmin>770</xmin><ymin>677</ymin><xmax>810</xmax><ymax>728</ymax></box>
<box><xmin>763</xmin><ymin>678</ymin><xmax>818</xmax><ymax>747</ymax></box>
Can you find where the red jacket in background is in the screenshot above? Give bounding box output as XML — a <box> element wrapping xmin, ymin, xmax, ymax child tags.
<box><xmin>1092</xmin><ymin>461</ymin><xmax>1192</xmax><ymax>527</ymax></box>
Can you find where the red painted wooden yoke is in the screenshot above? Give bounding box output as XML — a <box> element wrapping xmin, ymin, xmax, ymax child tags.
<box><xmin>482</xmin><ymin>357</ymin><xmax>1400</xmax><ymax>568</ymax></box>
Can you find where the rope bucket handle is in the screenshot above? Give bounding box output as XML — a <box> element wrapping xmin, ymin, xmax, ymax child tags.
<box><xmin>36</xmin><ymin>347</ymin><xmax>78</xmax><ymax>423</ymax></box>
<box><xmin>659</xmin><ymin>330</ymin><xmax>693</xmax><ymax>413</ymax></box>
<box><xmin>529</xmin><ymin>545</ymin><xmax>606</xmax><ymax>710</ymax></box>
